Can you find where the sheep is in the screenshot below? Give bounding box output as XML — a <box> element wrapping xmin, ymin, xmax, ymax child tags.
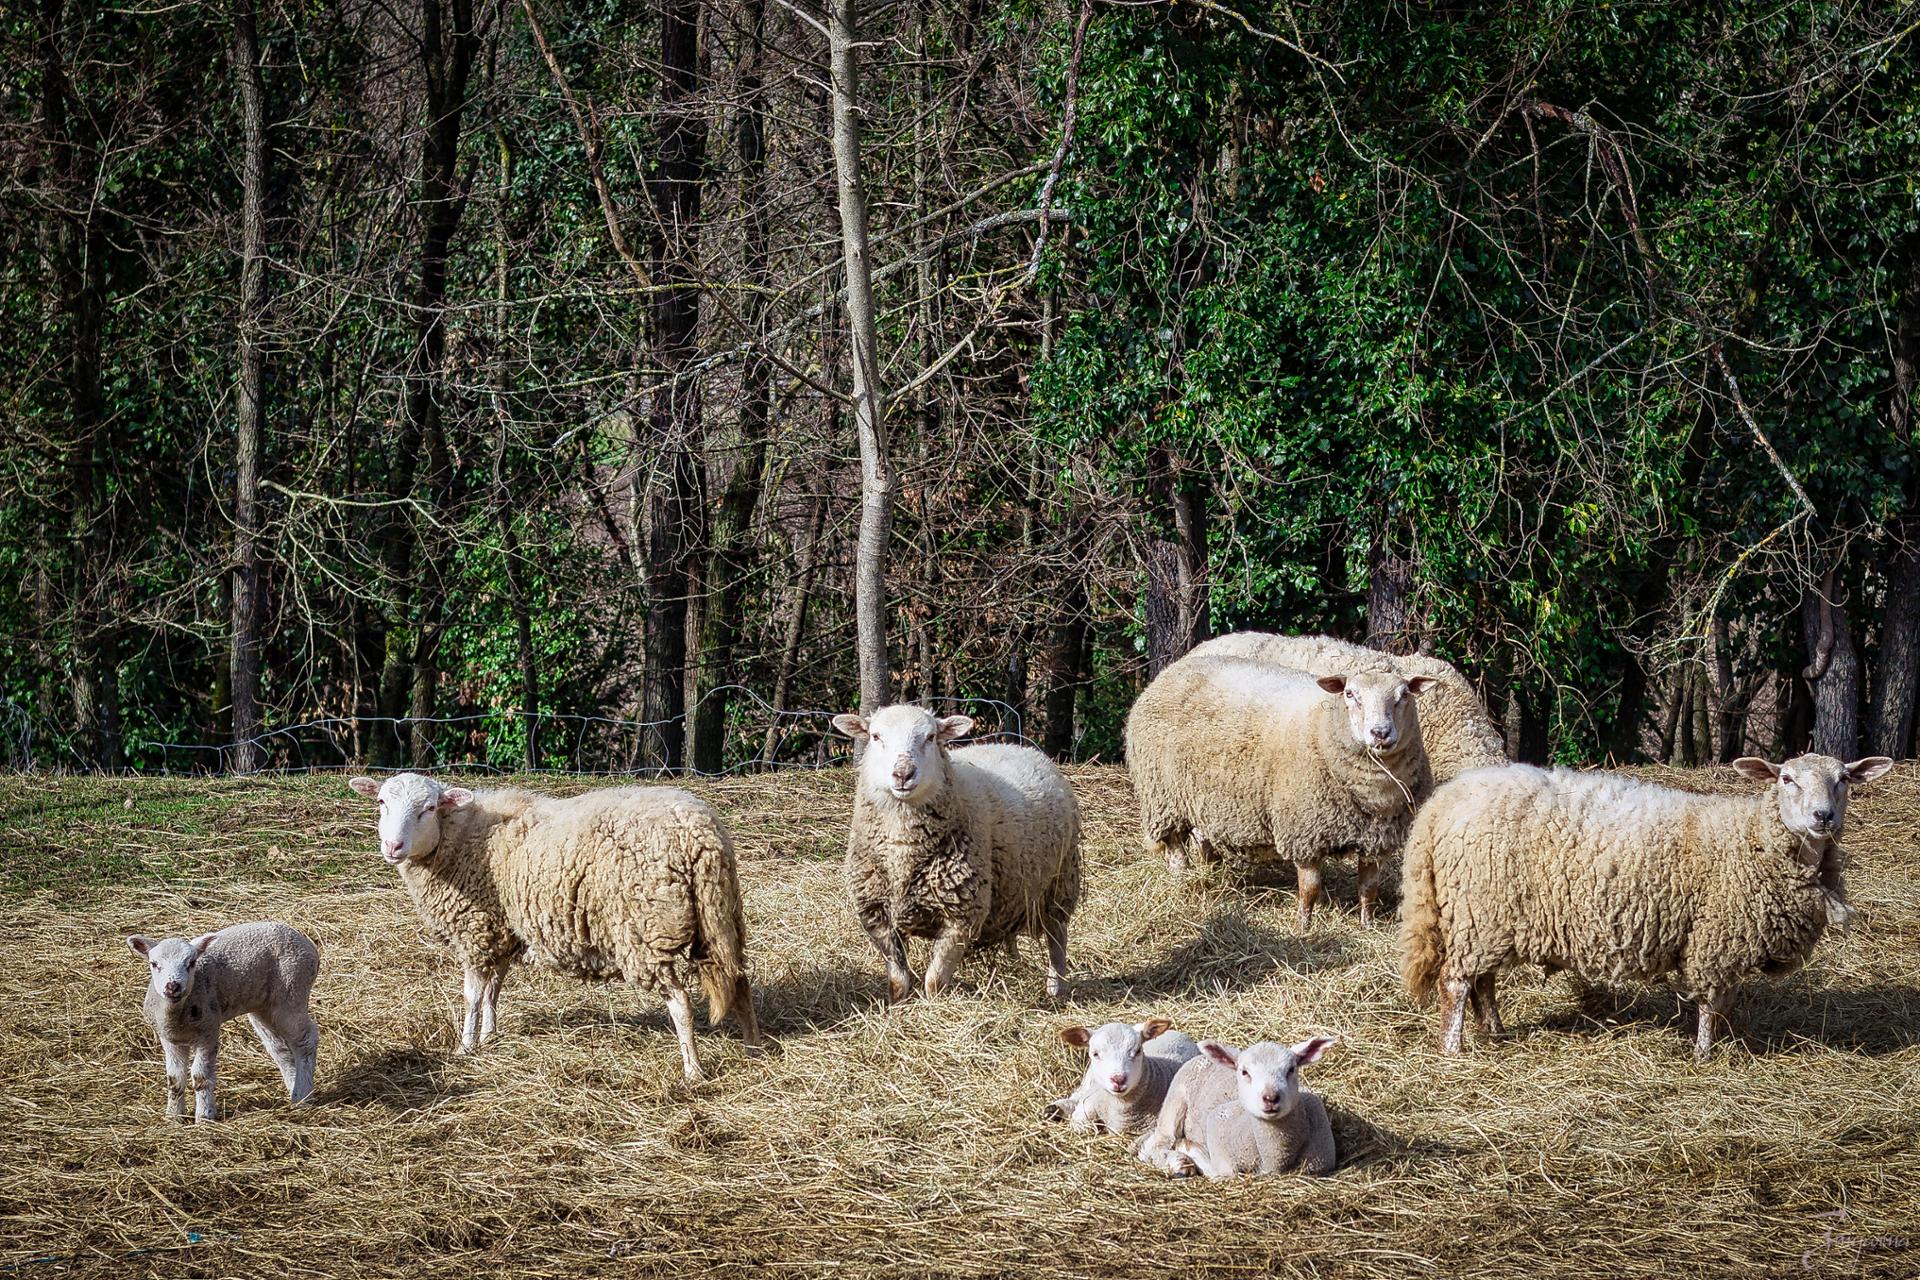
<box><xmin>347</xmin><ymin>772</ymin><xmax>759</xmax><ymax>1080</ymax></box>
<box><xmin>125</xmin><ymin>921</ymin><xmax>319</xmax><ymax>1123</ymax></box>
<box><xmin>1399</xmin><ymin>753</ymin><xmax>1895</xmax><ymax>1060</ymax></box>
<box><xmin>1126</xmin><ymin>655</ymin><xmax>1437</xmax><ymax>927</ymax></box>
<box><xmin>830</xmin><ymin>704</ymin><xmax>1081</xmax><ymax>1000</ymax></box>
<box><xmin>1136</xmin><ymin>1036</ymin><xmax>1337</xmax><ymax>1178</ymax></box>
<box><xmin>1043</xmin><ymin>1018</ymin><xmax>1200</xmax><ymax>1135</ymax></box>
<box><xmin>1189</xmin><ymin>631</ymin><xmax>1507</xmax><ymax>782</ymax></box>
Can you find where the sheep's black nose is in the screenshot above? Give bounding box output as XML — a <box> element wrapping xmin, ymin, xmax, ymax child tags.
<box><xmin>164</xmin><ymin>981</ymin><xmax>182</xmax><ymax>996</ymax></box>
<box><xmin>1814</xmin><ymin>808</ymin><xmax>1834</xmax><ymax>823</ymax></box>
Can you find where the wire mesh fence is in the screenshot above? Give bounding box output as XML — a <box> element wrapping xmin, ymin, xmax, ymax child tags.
<box><xmin>1</xmin><ymin>686</ymin><xmax>1035</xmax><ymax>778</ymax></box>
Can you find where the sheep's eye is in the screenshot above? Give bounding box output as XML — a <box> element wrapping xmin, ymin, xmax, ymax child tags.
<box><xmin>1783</xmin><ymin>775</ymin><xmax>1798</xmax><ymax>788</ymax></box>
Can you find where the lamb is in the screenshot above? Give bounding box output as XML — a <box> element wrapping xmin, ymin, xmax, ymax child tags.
<box><xmin>347</xmin><ymin>772</ymin><xmax>760</xmax><ymax>1080</ymax></box>
<box><xmin>1189</xmin><ymin>631</ymin><xmax>1507</xmax><ymax>782</ymax></box>
<box><xmin>1399</xmin><ymin>752</ymin><xmax>1894</xmax><ymax>1060</ymax></box>
<box><xmin>831</xmin><ymin>704</ymin><xmax>1081</xmax><ymax>1000</ymax></box>
<box><xmin>1044</xmin><ymin>1018</ymin><xmax>1200</xmax><ymax>1135</ymax></box>
<box><xmin>125</xmin><ymin>921</ymin><xmax>319</xmax><ymax>1123</ymax></box>
<box><xmin>1126</xmin><ymin>655</ymin><xmax>1437</xmax><ymax>927</ymax></box>
<box><xmin>1136</xmin><ymin>1036</ymin><xmax>1337</xmax><ymax>1178</ymax></box>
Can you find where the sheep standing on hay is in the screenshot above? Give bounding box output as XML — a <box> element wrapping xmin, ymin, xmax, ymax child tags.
<box><xmin>831</xmin><ymin>705</ymin><xmax>1081</xmax><ymax>1000</ymax></box>
<box><xmin>1399</xmin><ymin>753</ymin><xmax>1894</xmax><ymax>1060</ymax></box>
<box><xmin>1188</xmin><ymin>631</ymin><xmax>1507</xmax><ymax>782</ymax></box>
<box><xmin>1136</xmin><ymin>1035</ymin><xmax>1337</xmax><ymax>1178</ymax></box>
<box><xmin>1126</xmin><ymin>655</ymin><xmax>1437</xmax><ymax>927</ymax></box>
<box><xmin>1044</xmin><ymin>1018</ymin><xmax>1199</xmax><ymax>1135</ymax></box>
<box><xmin>348</xmin><ymin>772</ymin><xmax>760</xmax><ymax>1080</ymax></box>
<box><xmin>126</xmin><ymin>921</ymin><xmax>319</xmax><ymax>1122</ymax></box>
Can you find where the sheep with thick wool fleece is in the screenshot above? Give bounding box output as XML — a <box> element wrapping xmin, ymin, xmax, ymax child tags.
<box><xmin>1126</xmin><ymin>655</ymin><xmax>1437</xmax><ymax>927</ymax></box>
<box><xmin>348</xmin><ymin>772</ymin><xmax>760</xmax><ymax>1079</ymax></box>
<box><xmin>1399</xmin><ymin>753</ymin><xmax>1893</xmax><ymax>1060</ymax></box>
<box><xmin>832</xmin><ymin>705</ymin><xmax>1081</xmax><ymax>1000</ymax></box>
<box><xmin>1187</xmin><ymin>631</ymin><xmax>1507</xmax><ymax>783</ymax></box>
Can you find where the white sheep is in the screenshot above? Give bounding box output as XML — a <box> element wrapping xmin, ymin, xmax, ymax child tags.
<box><xmin>1137</xmin><ymin>1036</ymin><xmax>1337</xmax><ymax>1177</ymax></box>
<box><xmin>347</xmin><ymin>772</ymin><xmax>759</xmax><ymax>1080</ymax></box>
<box><xmin>1126</xmin><ymin>655</ymin><xmax>1437</xmax><ymax>927</ymax></box>
<box><xmin>1400</xmin><ymin>753</ymin><xmax>1894</xmax><ymax>1060</ymax></box>
<box><xmin>831</xmin><ymin>705</ymin><xmax>1081</xmax><ymax>999</ymax></box>
<box><xmin>1188</xmin><ymin>631</ymin><xmax>1506</xmax><ymax>782</ymax></box>
<box><xmin>126</xmin><ymin>921</ymin><xmax>319</xmax><ymax>1123</ymax></box>
<box><xmin>1044</xmin><ymin>1018</ymin><xmax>1200</xmax><ymax>1135</ymax></box>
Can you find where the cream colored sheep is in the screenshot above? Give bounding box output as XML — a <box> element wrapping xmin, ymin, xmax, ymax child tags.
<box><xmin>1126</xmin><ymin>656</ymin><xmax>1436</xmax><ymax>928</ymax></box>
<box><xmin>831</xmin><ymin>705</ymin><xmax>1081</xmax><ymax>1000</ymax></box>
<box><xmin>1189</xmin><ymin>631</ymin><xmax>1506</xmax><ymax>782</ymax></box>
<box><xmin>1399</xmin><ymin>753</ymin><xmax>1893</xmax><ymax>1060</ymax></box>
<box><xmin>1137</xmin><ymin>1035</ymin><xmax>1336</xmax><ymax>1177</ymax></box>
<box><xmin>1044</xmin><ymin>1018</ymin><xmax>1199</xmax><ymax>1135</ymax></box>
<box><xmin>347</xmin><ymin>772</ymin><xmax>759</xmax><ymax>1080</ymax></box>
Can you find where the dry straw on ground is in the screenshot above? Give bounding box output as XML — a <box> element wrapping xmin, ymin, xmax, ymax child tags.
<box><xmin>1</xmin><ymin>763</ymin><xmax>1917</xmax><ymax>1278</ymax></box>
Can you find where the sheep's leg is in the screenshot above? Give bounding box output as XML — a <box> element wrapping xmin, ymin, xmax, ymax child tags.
<box><xmin>283</xmin><ymin>1010</ymin><xmax>319</xmax><ymax>1102</ymax></box>
<box><xmin>1295</xmin><ymin>861</ymin><xmax>1325</xmax><ymax>930</ymax></box>
<box><xmin>1470</xmin><ymin>973</ymin><xmax>1505</xmax><ymax>1038</ymax></box>
<box><xmin>857</xmin><ymin>904</ymin><xmax>915</xmax><ymax>1003</ymax></box>
<box><xmin>161</xmin><ymin>1039</ymin><xmax>190</xmax><ymax>1122</ymax></box>
<box><xmin>1160</xmin><ymin>837</ymin><xmax>1188</xmax><ymax>874</ymax></box>
<box><xmin>458</xmin><ymin>965</ymin><xmax>487</xmax><ymax>1053</ymax></box>
<box><xmin>249</xmin><ymin>1013</ymin><xmax>299</xmax><ymax>1095</ymax></box>
<box><xmin>189</xmin><ymin>1040</ymin><xmax>219</xmax><ymax>1123</ymax></box>
<box><xmin>731</xmin><ymin>975</ymin><xmax>763</xmax><ymax>1050</ymax></box>
<box><xmin>1173</xmin><ymin>1138</ymin><xmax>1228</xmax><ymax>1179</ymax></box>
<box><xmin>923</xmin><ymin>928</ymin><xmax>970</xmax><ymax>997</ymax></box>
<box><xmin>1042</xmin><ymin>915</ymin><xmax>1071</xmax><ymax>1000</ymax></box>
<box><xmin>480</xmin><ymin>971</ymin><xmax>505</xmax><ymax>1044</ymax></box>
<box><xmin>1438</xmin><ymin>978</ymin><xmax>1471</xmax><ymax>1054</ymax></box>
<box><xmin>662</xmin><ymin>981</ymin><xmax>705</xmax><ymax>1082</ymax></box>
<box><xmin>1694</xmin><ymin>989</ymin><xmax>1732</xmax><ymax>1062</ymax></box>
<box><xmin>1355</xmin><ymin>856</ymin><xmax>1382</xmax><ymax>928</ymax></box>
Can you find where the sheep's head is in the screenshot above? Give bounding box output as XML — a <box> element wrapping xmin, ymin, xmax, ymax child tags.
<box><xmin>127</xmin><ymin>933</ymin><xmax>215</xmax><ymax>1005</ymax></box>
<box><xmin>347</xmin><ymin>772</ymin><xmax>473</xmax><ymax>866</ymax></box>
<box><xmin>1201</xmin><ymin>1036</ymin><xmax>1334</xmax><ymax>1121</ymax></box>
<box><xmin>1059</xmin><ymin>1018</ymin><xmax>1173</xmax><ymax>1097</ymax></box>
<box><xmin>831</xmin><ymin>705</ymin><xmax>972</xmax><ymax>805</ymax></box>
<box><xmin>1316</xmin><ymin>671</ymin><xmax>1436</xmax><ymax>753</ymax></box>
<box><xmin>1733</xmin><ymin>753</ymin><xmax>1894</xmax><ymax>845</ymax></box>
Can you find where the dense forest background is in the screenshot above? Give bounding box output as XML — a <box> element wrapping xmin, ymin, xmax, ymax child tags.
<box><xmin>2</xmin><ymin>0</ymin><xmax>1917</xmax><ymax>775</ymax></box>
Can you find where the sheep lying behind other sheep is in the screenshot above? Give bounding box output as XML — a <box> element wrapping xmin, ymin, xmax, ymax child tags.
<box><xmin>1137</xmin><ymin>1036</ymin><xmax>1337</xmax><ymax>1178</ymax></box>
<box><xmin>348</xmin><ymin>772</ymin><xmax>760</xmax><ymax>1079</ymax></box>
<box><xmin>832</xmin><ymin>705</ymin><xmax>1081</xmax><ymax>1000</ymax></box>
<box><xmin>1400</xmin><ymin>753</ymin><xmax>1893</xmax><ymax>1060</ymax></box>
<box><xmin>1044</xmin><ymin>1018</ymin><xmax>1199</xmax><ymax>1135</ymax></box>
<box><xmin>1127</xmin><ymin>655</ymin><xmax>1436</xmax><ymax>927</ymax></box>
<box><xmin>126</xmin><ymin>921</ymin><xmax>319</xmax><ymax>1122</ymax></box>
<box><xmin>1188</xmin><ymin>631</ymin><xmax>1507</xmax><ymax>782</ymax></box>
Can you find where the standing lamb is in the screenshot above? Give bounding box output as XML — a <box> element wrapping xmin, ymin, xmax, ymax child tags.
<box><xmin>1400</xmin><ymin>753</ymin><xmax>1893</xmax><ymax>1060</ymax></box>
<box><xmin>1044</xmin><ymin>1018</ymin><xmax>1200</xmax><ymax>1135</ymax></box>
<box><xmin>831</xmin><ymin>705</ymin><xmax>1081</xmax><ymax>1000</ymax></box>
<box><xmin>1189</xmin><ymin>631</ymin><xmax>1506</xmax><ymax>782</ymax></box>
<box><xmin>126</xmin><ymin>921</ymin><xmax>319</xmax><ymax>1123</ymax></box>
<box><xmin>1126</xmin><ymin>655</ymin><xmax>1437</xmax><ymax>927</ymax></box>
<box><xmin>347</xmin><ymin>773</ymin><xmax>760</xmax><ymax>1080</ymax></box>
<box><xmin>1137</xmin><ymin>1035</ymin><xmax>1337</xmax><ymax>1177</ymax></box>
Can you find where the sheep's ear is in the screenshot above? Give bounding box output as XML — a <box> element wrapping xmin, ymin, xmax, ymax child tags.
<box><xmin>830</xmin><ymin>714</ymin><xmax>869</xmax><ymax>741</ymax></box>
<box><xmin>1315</xmin><ymin>675</ymin><xmax>1347</xmax><ymax>696</ymax></box>
<box><xmin>439</xmin><ymin>787</ymin><xmax>474</xmax><ymax>810</ymax></box>
<box><xmin>127</xmin><ymin>935</ymin><xmax>153</xmax><ymax>957</ymax></box>
<box><xmin>1845</xmin><ymin>756</ymin><xmax>1895</xmax><ymax>786</ymax></box>
<box><xmin>1138</xmin><ymin>1018</ymin><xmax>1173</xmax><ymax>1042</ymax></box>
<box><xmin>348</xmin><ymin>775</ymin><xmax>381</xmax><ymax>798</ymax></box>
<box><xmin>1291</xmin><ymin>1035</ymin><xmax>1336</xmax><ymax>1065</ymax></box>
<box><xmin>1200</xmin><ymin>1040</ymin><xmax>1239</xmax><ymax>1068</ymax></box>
<box><xmin>189</xmin><ymin>934</ymin><xmax>217</xmax><ymax>954</ymax></box>
<box><xmin>1732</xmin><ymin>758</ymin><xmax>1781</xmax><ymax>783</ymax></box>
<box><xmin>1406</xmin><ymin>676</ymin><xmax>1439</xmax><ymax>697</ymax></box>
<box><xmin>936</xmin><ymin>715</ymin><xmax>975</xmax><ymax>744</ymax></box>
<box><xmin>1058</xmin><ymin>1026</ymin><xmax>1091</xmax><ymax>1048</ymax></box>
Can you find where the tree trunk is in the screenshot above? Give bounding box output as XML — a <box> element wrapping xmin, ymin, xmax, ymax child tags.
<box><xmin>829</xmin><ymin>0</ymin><xmax>894</xmax><ymax>713</ymax></box>
<box><xmin>229</xmin><ymin>0</ymin><xmax>269</xmax><ymax>773</ymax></box>
<box><xmin>1868</xmin><ymin>234</ymin><xmax>1920</xmax><ymax>759</ymax></box>
<box><xmin>491</xmin><ymin>128</ymin><xmax>539</xmax><ymax>771</ymax></box>
<box><xmin>1802</xmin><ymin>574</ymin><xmax>1860</xmax><ymax>759</ymax></box>
<box><xmin>638</xmin><ymin>0</ymin><xmax>707</xmax><ymax>771</ymax></box>
<box><xmin>1038</xmin><ymin>600</ymin><xmax>1087</xmax><ymax>760</ymax></box>
<box><xmin>762</xmin><ymin>494</ymin><xmax>828</xmax><ymax>764</ymax></box>
<box><xmin>1365</xmin><ymin>515</ymin><xmax>1416</xmax><ymax>654</ymax></box>
<box><xmin>689</xmin><ymin>0</ymin><xmax>774</xmax><ymax>775</ymax></box>
<box><xmin>1144</xmin><ymin>446</ymin><xmax>1208</xmax><ymax>676</ymax></box>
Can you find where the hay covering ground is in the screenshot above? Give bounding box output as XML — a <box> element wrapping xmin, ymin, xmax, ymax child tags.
<box><xmin>1</xmin><ymin>763</ymin><xmax>1918</xmax><ymax>1278</ymax></box>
